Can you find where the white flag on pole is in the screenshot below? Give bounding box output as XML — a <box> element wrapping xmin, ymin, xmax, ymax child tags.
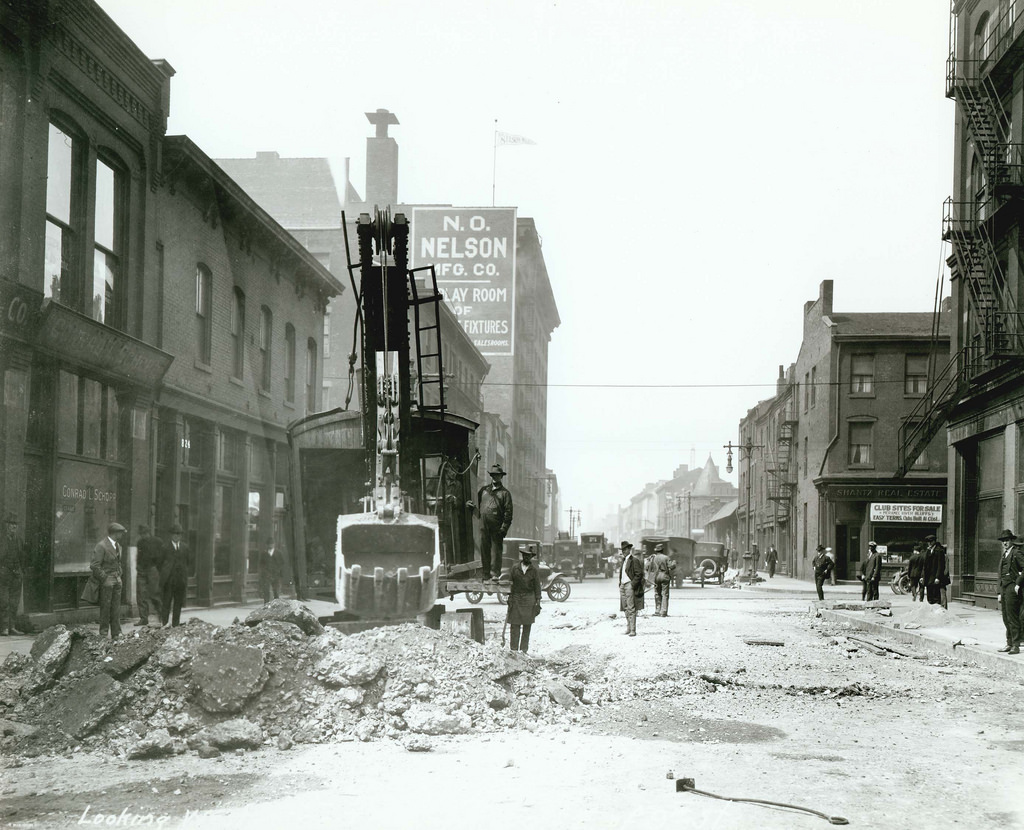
<box><xmin>495</xmin><ymin>130</ymin><xmax>536</xmax><ymax>146</ymax></box>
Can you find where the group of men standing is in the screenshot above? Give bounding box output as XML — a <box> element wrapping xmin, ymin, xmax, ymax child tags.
<box><xmin>617</xmin><ymin>540</ymin><xmax>674</xmax><ymax>636</ymax></box>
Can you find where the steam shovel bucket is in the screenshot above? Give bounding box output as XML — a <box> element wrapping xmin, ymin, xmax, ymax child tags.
<box><xmin>336</xmin><ymin>512</ymin><xmax>440</xmax><ymax>618</ymax></box>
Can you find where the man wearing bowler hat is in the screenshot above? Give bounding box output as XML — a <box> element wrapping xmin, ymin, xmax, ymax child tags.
<box><xmin>812</xmin><ymin>544</ymin><xmax>834</xmax><ymax>601</ymax></box>
<box><xmin>161</xmin><ymin>523</ymin><xmax>191</xmax><ymax>627</ymax></box>
<box><xmin>91</xmin><ymin>522</ymin><xmax>126</xmax><ymax>639</ymax></box>
<box><xmin>922</xmin><ymin>534</ymin><xmax>949</xmax><ymax>606</ymax></box>
<box><xmin>469</xmin><ymin>463</ymin><xmax>513</xmax><ymax>582</ymax></box>
<box><xmin>996</xmin><ymin>529</ymin><xmax>1024</xmax><ymax>654</ymax></box>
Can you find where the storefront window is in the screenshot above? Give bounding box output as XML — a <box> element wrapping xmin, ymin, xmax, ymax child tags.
<box><xmin>248</xmin><ymin>489</ymin><xmax>261</xmax><ymax>573</ymax></box>
<box><xmin>53</xmin><ymin>460</ymin><xmax>121</xmax><ymax>572</ymax></box>
<box><xmin>972</xmin><ymin>433</ymin><xmax>1005</xmax><ymax>574</ymax></box>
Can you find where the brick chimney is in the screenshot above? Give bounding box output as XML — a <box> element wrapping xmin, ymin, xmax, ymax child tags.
<box><xmin>365</xmin><ymin>108</ymin><xmax>399</xmax><ymax>208</ymax></box>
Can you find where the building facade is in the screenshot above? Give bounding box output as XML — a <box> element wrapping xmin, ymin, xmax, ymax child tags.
<box><xmin>0</xmin><ymin>0</ymin><xmax>338</xmax><ymax>623</ymax></box>
<box><xmin>907</xmin><ymin>1</ymin><xmax>1024</xmax><ymax>608</ymax></box>
<box><xmin>741</xmin><ymin>281</ymin><xmax>950</xmax><ymax>583</ymax></box>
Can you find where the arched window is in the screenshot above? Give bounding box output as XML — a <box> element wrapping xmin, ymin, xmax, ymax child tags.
<box><xmin>284</xmin><ymin>323</ymin><xmax>296</xmax><ymax>403</ymax></box>
<box><xmin>259</xmin><ymin>306</ymin><xmax>272</xmax><ymax>391</ymax></box>
<box><xmin>306</xmin><ymin>338</ymin><xmax>318</xmax><ymax>412</ymax></box>
<box><xmin>195</xmin><ymin>264</ymin><xmax>212</xmax><ymax>364</ymax></box>
<box><xmin>231</xmin><ymin>287</ymin><xmax>245</xmax><ymax>379</ymax></box>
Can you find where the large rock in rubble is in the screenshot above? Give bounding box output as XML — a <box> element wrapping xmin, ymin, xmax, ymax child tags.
<box><xmin>153</xmin><ymin>620</ymin><xmax>221</xmax><ymax>670</ymax></box>
<box><xmin>24</xmin><ymin>626</ymin><xmax>75</xmax><ymax>694</ymax></box>
<box><xmin>102</xmin><ymin>632</ymin><xmax>162</xmax><ymax>678</ymax></box>
<box><xmin>0</xmin><ymin>718</ymin><xmax>39</xmax><ymax>738</ymax></box>
<box><xmin>313</xmin><ymin>651</ymin><xmax>384</xmax><ymax>687</ymax></box>
<box><xmin>244</xmin><ymin>599</ymin><xmax>324</xmax><ymax>636</ymax></box>
<box><xmin>47</xmin><ymin>673</ymin><xmax>127</xmax><ymax>738</ymax></box>
<box><xmin>127</xmin><ymin>728</ymin><xmax>178</xmax><ymax>760</ymax></box>
<box><xmin>191</xmin><ymin>642</ymin><xmax>268</xmax><ymax>713</ymax></box>
<box><xmin>402</xmin><ymin>703</ymin><xmax>472</xmax><ymax>735</ymax></box>
<box><xmin>195</xmin><ymin>717</ymin><xmax>263</xmax><ymax>750</ymax></box>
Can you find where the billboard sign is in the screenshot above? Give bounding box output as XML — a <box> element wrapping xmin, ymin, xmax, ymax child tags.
<box><xmin>410</xmin><ymin>207</ymin><xmax>516</xmax><ymax>356</ymax></box>
<box><xmin>869</xmin><ymin>503</ymin><xmax>943</xmax><ymax>523</ymax></box>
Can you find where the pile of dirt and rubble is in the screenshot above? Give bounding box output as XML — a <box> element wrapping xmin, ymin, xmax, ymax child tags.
<box><xmin>0</xmin><ymin>601</ymin><xmax>596</xmax><ymax>762</ymax></box>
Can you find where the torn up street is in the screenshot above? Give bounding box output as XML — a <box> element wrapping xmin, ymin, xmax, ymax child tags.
<box><xmin>1</xmin><ymin>581</ymin><xmax>1021</xmax><ymax>830</ymax></box>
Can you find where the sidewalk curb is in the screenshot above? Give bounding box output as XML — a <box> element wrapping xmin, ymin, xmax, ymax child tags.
<box><xmin>817</xmin><ymin>608</ymin><xmax>1024</xmax><ymax>683</ymax></box>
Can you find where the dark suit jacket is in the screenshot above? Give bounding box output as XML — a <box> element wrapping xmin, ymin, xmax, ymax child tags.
<box><xmin>507</xmin><ymin>563</ymin><xmax>542</xmax><ymax>625</ymax></box>
<box><xmin>907</xmin><ymin>551</ymin><xmax>925</xmax><ymax>579</ymax></box>
<box><xmin>137</xmin><ymin>535</ymin><xmax>164</xmax><ymax>572</ymax></box>
<box><xmin>812</xmin><ymin>553</ymin><xmax>834</xmax><ymax>580</ymax></box>
<box><xmin>923</xmin><ymin>544</ymin><xmax>949</xmax><ymax>586</ymax></box>
<box><xmin>620</xmin><ymin>553</ymin><xmax>645</xmax><ymax>597</ymax></box>
<box><xmin>161</xmin><ymin>541</ymin><xmax>191</xmax><ymax>587</ymax></box>
<box><xmin>862</xmin><ymin>552</ymin><xmax>882</xmax><ymax>583</ymax></box>
<box><xmin>90</xmin><ymin>537</ymin><xmax>122</xmax><ymax>586</ymax></box>
<box><xmin>259</xmin><ymin>548</ymin><xmax>286</xmax><ymax>581</ymax></box>
<box><xmin>997</xmin><ymin>546</ymin><xmax>1024</xmax><ymax>590</ymax></box>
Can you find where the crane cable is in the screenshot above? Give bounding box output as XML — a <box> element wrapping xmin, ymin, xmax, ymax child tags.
<box><xmin>677</xmin><ymin>781</ymin><xmax>849</xmax><ymax>825</ymax></box>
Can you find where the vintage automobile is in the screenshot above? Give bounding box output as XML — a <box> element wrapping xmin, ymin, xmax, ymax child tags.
<box><xmin>578</xmin><ymin>532</ymin><xmax>608</xmax><ymax>579</ymax></box>
<box><xmin>693</xmin><ymin>541</ymin><xmax>729</xmax><ymax>585</ymax></box>
<box><xmin>463</xmin><ymin>537</ymin><xmax>572</xmax><ymax>603</ymax></box>
<box><xmin>639</xmin><ymin>536</ymin><xmax>696</xmax><ymax>589</ymax></box>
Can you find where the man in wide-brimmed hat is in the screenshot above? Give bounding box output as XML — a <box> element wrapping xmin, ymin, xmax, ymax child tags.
<box><xmin>996</xmin><ymin>529</ymin><xmax>1024</xmax><ymax>654</ymax></box>
<box><xmin>618</xmin><ymin>541</ymin><xmax>644</xmax><ymax>636</ymax></box>
<box><xmin>0</xmin><ymin>513</ymin><xmax>25</xmax><ymax>636</ymax></box>
<box><xmin>506</xmin><ymin>544</ymin><xmax>542</xmax><ymax>653</ymax></box>
<box><xmin>469</xmin><ymin>463</ymin><xmax>513</xmax><ymax>581</ymax></box>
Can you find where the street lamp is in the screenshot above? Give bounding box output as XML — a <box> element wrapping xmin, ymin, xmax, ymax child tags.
<box><xmin>724</xmin><ymin>438</ymin><xmax>764</xmax><ymax>581</ymax></box>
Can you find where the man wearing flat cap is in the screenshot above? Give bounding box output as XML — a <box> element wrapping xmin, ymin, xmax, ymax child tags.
<box><xmin>922</xmin><ymin>534</ymin><xmax>949</xmax><ymax>607</ymax></box>
<box><xmin>469</xmin><ymin>463</ymin><xmax>513</xmax><ymax>581</ymax></box>
<box><xmin>91</xmin><ymin>521</ymin><xmax>125</xmax><ymax>639</ymax></box>
<box><xmin>0</xmin><ymin>514</ymin><xmax>26</xmax><ymax>636</ymax></box>
<box><xmin>996</xmin><ymin>529</ymin><xmax>1024</xmax><ymax>654</ymax></box>
<box><xmin>812</xmin><ymin>544</ymin><xmax>834</xmax><ymax>601</ymax></box>
<box><xmin>860</xmin><ymin>541</ymin><xmax>882</xmax><ymax>602</ymax></box>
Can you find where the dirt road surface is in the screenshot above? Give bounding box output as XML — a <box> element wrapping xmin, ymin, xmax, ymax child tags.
<box><xmin>2</xmin><ymin>578</ymin><xmax>1021</xmax><ymax>830</ymax></box>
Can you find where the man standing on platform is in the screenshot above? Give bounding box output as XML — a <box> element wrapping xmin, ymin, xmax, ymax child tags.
<box><xmin>996</xmin><ymin>529</ymin><xmax>1024</xmax><ymax>654</ymax></box>
<box><xmin>471</xmin><ymin>464</ymin><xmax>513</xmax><ymax>582</ymax></box>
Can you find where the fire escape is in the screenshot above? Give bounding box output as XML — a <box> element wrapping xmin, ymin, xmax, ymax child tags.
<box><xmin>766</xmin><ymin>403</ymin><xmax>797</xmax><ymax>524</ymax></box>
<box><xmin>897</xmin><ymin>3</ymin><xmax>1024</xmax><ymax>477</ymax></box>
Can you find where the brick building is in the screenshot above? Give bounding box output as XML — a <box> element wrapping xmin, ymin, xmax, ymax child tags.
<box><xmin>902</xmin><ymin>2</ymin><xmax>1024</xmax><ymax>608</ymax></box>
<box><xmin>739</xmin><ymin>281</ymin><xmax>950</xmax><ymax>583</ymax></box>
<box><xmin>0</xmin><ymin>0</ymin><xmax>339</xmax><ymax>623</ymax></box>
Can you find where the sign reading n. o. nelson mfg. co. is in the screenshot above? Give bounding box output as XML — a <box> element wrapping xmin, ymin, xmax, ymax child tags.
<box><xmin>410</xmin><ymin>207</ymin><xmax>516</xmax><ymax>356</ymax></box>
<box><xmin>869</xmin><ymin>503</ymin><xmax>943</xmax><ymax>523</ymax></box>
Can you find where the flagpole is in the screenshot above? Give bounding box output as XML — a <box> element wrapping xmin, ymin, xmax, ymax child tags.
<box><xmin>492</xmin><ymin>119</ymin><xmax>498</xmax><ymax>207</ymax></box>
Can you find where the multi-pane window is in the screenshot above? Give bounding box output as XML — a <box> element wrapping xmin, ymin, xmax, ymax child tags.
<box><xmin>810</xmin><ymin>367</ymin><xmax>817</xmax><ymax>407</ymax></box>
<box><xmin>57</xmin><ymin>370</ymin><xmax>124</xmax><ymax>461</ymax></box>
<box><xmin>849</xmin><ymin>422</ymin><xmax>873</xmax><ymax>466</ymax></box>
<box><xmin>851</xmin><ymin>355</ymin><xmax>874</xmax><ymax>394</ymax></box>
<box><xmin>260</xmin><ymin>307</ymin><xmax>272</xmax><ymax>391</ymax></box>
<box><xmin>306</xmin><ymin>338</ymin><xmax>317</xmax><ymax>411</ymax></box>
<box><xmin>44</xmin><ymin>124</ymin><xmax>125</xmax><ymax>328</ymax></box>
<box><xmin>45</xmin><ymin>124</ymin><xmax>78</xmax><ymax>305</ymax></box>
<box><xmin>93</xmin><ymin>159</ymin><xmax>122</xmax><ymax>326</ymax></box>
<box><xmin>231</xmin><ymin>288</ymin><xmax>245</xmax><ymax>379</ymax></box>
<box><xmin>195</xmin><ymin>265</ymin><xmax>212</xmax><ymax>364</ymax></box>
<box><xmin>285</xmin><ymin>324</ymin><xmax>296</xmax><ymax>403</ymax></box>
<box><xmin>905</xmin><ymin>355</ymin><xmax>928</xmax><ymax>394</ymax></box>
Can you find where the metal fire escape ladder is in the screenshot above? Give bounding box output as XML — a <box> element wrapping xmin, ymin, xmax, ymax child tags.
<box><xmin>896</xmin><ymin>347</ymin><xmax>968</xmax><ymax>479</ymax></box>
<box><xmin>765</xmin><ymin>409</ymin><xmax>796</xmax><ymax>522</ymax></box>
<box><xmin>408</xmin><ymin>264</ymin><xmax>447</xmax><ymax>419</ymax></box>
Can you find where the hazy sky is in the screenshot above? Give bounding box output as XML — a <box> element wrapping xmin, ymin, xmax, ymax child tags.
<box><xmin>99</xmin><ymin>0</ymin><xmax>953</xmax><ymax>528</ymax></box>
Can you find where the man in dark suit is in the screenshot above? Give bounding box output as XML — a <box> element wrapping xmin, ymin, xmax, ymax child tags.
<box><xmin>507</xmin><ymin>545</ymin><xmax>542</xmax><ymax>652</ymax></box>
<box><xmin>619</xmin><ymin>541</ymin><xmax>644</xmax><ymax>636</ymax></box>
<box><xmin>765</xmin><ymin>546</ymin><xmax>779</xmax><ymax>579</ymax></box>
<box><xmin>259</xmin><ymin>536</ymin><xmax>286</xmax><ymax>603</ymax></box>
<box><xmin>923</xmin><ymin>534</ymin><xmax>949</xmax><ymax>606</ymax></box>
<box><xmin>861</xmin><ymin>541</ymin><xmax>883</xmax><ymax>602</ymax></box>
<box><xmin>160</xmin><ymin>523</ymin><xmax>190</xmax><ymax>627</ymax></box>
<box><xmin>996</xmin><ymin>529</ymin><xmax>1024</xmax><ymax>654</ymax></box>
<box><xmin>135</xmin><ymin>525</ymin><xmax>164</xmax><ymax>627</ymax></box>
<box><xmin>91</xmin><ymin>522</ymin><xmax>125</xmax><ymax>639</ymax></box>
<box><xmin>907</xmin><ymin>542</ymin><xmax>926</xmax><ymax>602</ymax></box>
<box><xmin>812</xmin><ymin>544</ymin><xmax>834</xmax><ymax>601</ymax></box>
